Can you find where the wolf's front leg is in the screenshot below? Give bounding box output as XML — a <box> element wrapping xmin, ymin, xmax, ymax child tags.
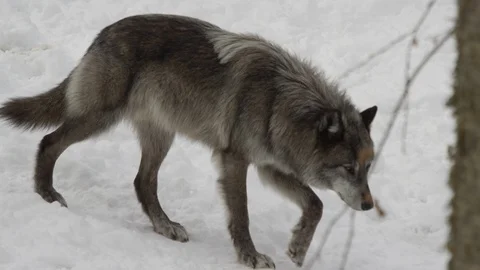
<box><xmin>214</xmin><ymin>150</ymin><xmax>276</xmax><ymax>269</ymax></box>
<box><xmin>257</xmin><ymin>166</ymin><xmax>323</xmax><ymax>267</ymax></box>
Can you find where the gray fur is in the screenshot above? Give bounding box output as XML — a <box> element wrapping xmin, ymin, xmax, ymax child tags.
<box><xmin>0</xmin><ymin>78</ymin><xmax>67</xmax><ymax>130</ymax></box>
<box><xmin>0</xmin><ymin>14</ymin><xmax>377</xmax><ymax>268</ymax></box>
<box><xmin>257</xmin><ymin>165</ymin><xmax>322</xmax><ymax>267</ymax></box>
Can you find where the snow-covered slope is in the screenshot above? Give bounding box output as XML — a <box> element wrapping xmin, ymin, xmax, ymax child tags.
<box><xmin>0</xmin><ymin>0</ymin><xmax>456</xmax><ymax>269</ymax></box>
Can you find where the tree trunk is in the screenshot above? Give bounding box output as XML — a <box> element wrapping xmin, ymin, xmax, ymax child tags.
<box><xmin>448</xmin><ymin>0</ymin><xmax>480</xmax><ymax>269</ymax></box>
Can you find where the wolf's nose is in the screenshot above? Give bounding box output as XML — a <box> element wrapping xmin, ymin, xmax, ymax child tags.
<box><xmin>361</xmin><ymin>202</ymin><xmax>373</xmax><ymax>211</ymax></box>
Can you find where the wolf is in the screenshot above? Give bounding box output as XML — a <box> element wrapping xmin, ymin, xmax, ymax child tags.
<box><xmin>0</xmin><ymin>14</ymin><xmax>377</xmax><ymax>268</ymax></box>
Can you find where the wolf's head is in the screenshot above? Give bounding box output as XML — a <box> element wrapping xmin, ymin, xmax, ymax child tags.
<box><xmin>267</xmin><ymin>57</ymin><xmax>378</xmax><ymax>210</ymax></box>
<box><xmin>271</xmin><ymin>101</ymin><xmax>377</xmax><ymax>211</ymax></box>
<box><xmin>306</xmin><ymin>105</ymin><xmax>377</xmax><ymax>211</ymax></box>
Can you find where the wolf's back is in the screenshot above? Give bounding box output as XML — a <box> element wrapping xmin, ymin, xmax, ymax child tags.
<box><xmin>0</xmin><ymin>79</ymin><xmax>67</xmax><ymax>130</ymax></box>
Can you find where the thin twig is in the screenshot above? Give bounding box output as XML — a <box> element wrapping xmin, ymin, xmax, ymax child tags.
<box><xmin>370</xmin><ymin>27</ymin><xmax>454</xmax><ymax>173</ymax></box>
<box><xmin>337</xmin><ymin>32</ymin><xmax>411</xmax><ymax>80</ymax></box>
<box><xmin>338</xmin><ymin>0</ymin><xmax>437</xmax><ymax>81</ymax></box>
<box><xmin>303</xmin><ymin>206</ymin><xmax>349</xmax><ymax>270</ymax></box>
<box><xmin>401</xmin><ymin>88</ymin><xmax>410</xmax><ymax>154</ymax></box>
<box><xmin>411</xmin><ymin>1</ymin><xmax>437</xmax><ymax>33</ymax></box>
<box><xmin>339</xmin><ymin>210</ymin><xmax>356</xmax><ymax>270</ymax></box>
<box><xmin>402</xmin><ymin>0</ymin><xmax>437</xmax><ymax>153</ymax></box>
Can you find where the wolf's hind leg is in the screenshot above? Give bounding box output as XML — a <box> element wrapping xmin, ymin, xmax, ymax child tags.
<box><xmin>133</xmin><ymin>121</ymin><xmax>188</xmax><ymax>242</ymax></box>
<box><xmin>35</xmin><ymin>112</ymin><xmax>120</xmax><ymax>207</ymax></box>
<box><xmin>257</xmin><ymin>165</ymin><xmax>323</xmax><ymax>267</ymax></box>
<box><xmin>214</xmin><ymin>150</ymin><xmax>276</xmax><ymax>269</ymax></box>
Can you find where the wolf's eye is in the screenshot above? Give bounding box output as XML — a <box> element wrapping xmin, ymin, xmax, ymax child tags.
<box><xmin>343</xmin><ymin>165</ymin><xmax>355</xmax><ymax>175</ymax></box>
<box><xmin>366</xmin><ymin>162</ymin><xmax>372</xmax><ymax>171</ymax></box>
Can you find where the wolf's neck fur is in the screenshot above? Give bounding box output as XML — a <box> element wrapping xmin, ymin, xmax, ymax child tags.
<box><xmin>207</xmin><ymin>29</ymin><xmax>358</xmax><ymax>118</ymax></box>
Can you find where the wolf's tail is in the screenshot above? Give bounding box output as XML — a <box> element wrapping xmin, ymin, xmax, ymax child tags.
<box><xmin>0</xmin><ymin>79</ymin><xmax>67</xmax><ymax>130</ymax></box>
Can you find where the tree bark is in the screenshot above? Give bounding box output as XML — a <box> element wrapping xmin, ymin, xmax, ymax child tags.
<box><xmin>448</xmin><ymin>1</ymin><xmax>480</xmax><ymax>269</ymax></box>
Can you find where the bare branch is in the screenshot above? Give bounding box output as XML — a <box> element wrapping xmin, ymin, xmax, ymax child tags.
<box><xmin>407</xmin><ymin>28</ymin><xmax>454</xmax><ymax>91</ymax></box>
<box><xmin>402</xmin><ymin>0</ymin><xmax>437</xmax><ymax>153</ymax></box>
<box><xmin>337</xmin><ymin>32</ymin><xmax>410</xmax><ymax>80</ymax></box>
<box><xmin>401</xmin><ymin>94</ymin><xmax>410</xmax><ymax>154</ymax></box>
<box><xmin>370</xmin><ymin>27</ymin><xmax>454</xmax><ymax>173</ymax></box>
<box><xmin>338</xmin><ymin>0</ymin><xmax>437</xmax><ymax>81</ymax></box>
<box><xmin>339</xmin><ymin>210</ymin><xmax>356</xmax><ymax>270</ymax></box>
<box><xmin>303</xmin><ymin>206</ymin><xmax>349</xmax><ymax>270</ymax></box>
<box><xmin>411</xmin><ymin>1</ymin><xmax>437</xmax><ymax>34</ymax></box>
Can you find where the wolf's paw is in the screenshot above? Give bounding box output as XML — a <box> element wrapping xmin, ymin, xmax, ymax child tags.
<box><xmin>287</xmin><ymin>217</ymin><xmax>317</xmax><ymax>267</ymax></box>
<box><xmin>286</xmin><ymin>244</ymin><xmax>307</xmax><ymax>267</ymax></box>
<box><xmin>238</xmin><ymin>250</ymin><xmax>275</xmax><ymax>269</ymax></box>
<box><xmin>154</xmin><ymin>221</ymin><xmax>189</xmax><ymax>243</ymax></box>
<box><xmin>36</xmin><ymin>187</ymin><xmax>68</xmax><ymax>207</ymax></box>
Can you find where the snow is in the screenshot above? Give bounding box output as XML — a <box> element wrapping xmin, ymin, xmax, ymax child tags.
<box><xmin>0</xmin><ymin>0</ymin><xmax>456</xmax><ymax>269</ymax></box>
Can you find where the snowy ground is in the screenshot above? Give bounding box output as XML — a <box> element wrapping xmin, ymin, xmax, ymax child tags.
<box><xmin>0</xmin><ymin>0</ymin><xmax>457</xmax><ymax>269</ymax></box>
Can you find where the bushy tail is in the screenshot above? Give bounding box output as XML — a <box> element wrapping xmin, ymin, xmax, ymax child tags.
<box><xmin>0</xmin><ymin>79</ymin><xmax>67</xmax><ymax>130</ymax></box>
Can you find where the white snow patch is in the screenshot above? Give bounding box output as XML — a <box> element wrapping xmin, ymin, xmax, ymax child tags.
<box><xmin>1</xmin><ymin>0</ymin><xmax>456</xmax><ymax>269</ymax></box>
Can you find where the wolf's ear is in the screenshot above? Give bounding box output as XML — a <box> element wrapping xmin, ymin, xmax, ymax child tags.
<box><xmin>317</xmin><ymin>110</ymin><xmax>343</xmax><ymax>139</ymax></box>
<box><xmin>360</xmin><ymin>106</ymin><xmax>377</xmax><ymax>130</ymax></box>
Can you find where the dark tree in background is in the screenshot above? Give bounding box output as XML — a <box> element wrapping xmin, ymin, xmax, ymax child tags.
<box><xmin>448</xmin><ymin>0</ymin><xmax>480</xmax><ymax>269</ymax></box>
